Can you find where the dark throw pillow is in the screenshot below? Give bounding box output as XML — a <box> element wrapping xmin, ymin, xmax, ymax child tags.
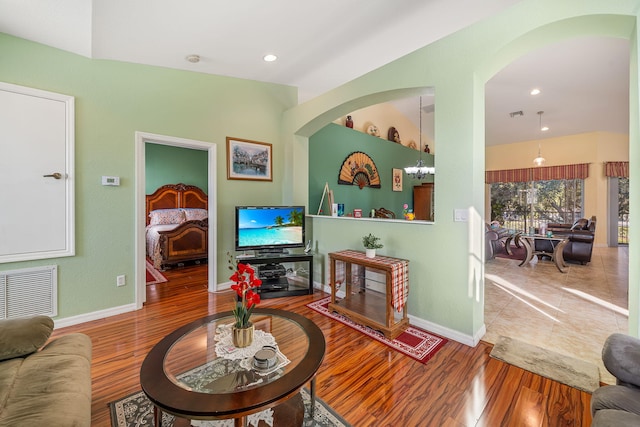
<box><xmin>0</xmin><ymin>315</ymin><xmax>54</xmax><ymax>361</ymax></box>
<box><xmin>571</xmin><ymin>218</ymin><xmax>588</xmax><ymax>230</ymax></box>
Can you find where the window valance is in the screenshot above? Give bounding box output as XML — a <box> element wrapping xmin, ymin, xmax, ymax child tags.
<box><xmin>485</xmin><ymin>163</ymin><xmax>590</xmax><ymax>184</ymax></box>
<box><xmin>604</xmin><ymin>161</ymin><xmax>629</xmax><ymax>178</ymax></box>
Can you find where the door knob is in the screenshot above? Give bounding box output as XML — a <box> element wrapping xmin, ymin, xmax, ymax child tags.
<box><xmin>43</xmin><ymin>172</ymin><xmax>62</xmax><ymax>179</ymax></box>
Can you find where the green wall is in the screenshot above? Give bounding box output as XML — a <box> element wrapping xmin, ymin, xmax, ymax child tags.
<box><xmin>284</xmin><ymin>1</ymin><xmax>640</xmax><ymax>344</ymax></box>
<box><xmin>2</xmin><ymin>0</ymin><xmax>639</xmax><ymax>344</ymax></box>
<box><xmin>0</xmin><ymin>32</ymin><xmax>296</xmax><ymax>319</ymax></box>
<box><xmin>309</xmin><ymin>124</ymin><xmax>433</xmax><ymax>218</ymax></box>
<box><xmin>145</xmin><ymin>144</ymin><xmax>208</xmax><ymax>194</ymax></box>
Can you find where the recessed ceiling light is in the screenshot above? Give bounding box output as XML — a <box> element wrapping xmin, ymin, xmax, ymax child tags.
<box><xmin>185</xmin><ymin>54</ymin><xmax>200</xmax><ymax>63</ymax></box>
<box><xmin>263</xmin><ymin>54</ymin><xmax>277</xmax><ymax>62</ymax></box>
<box><xmin>530</xmin><ymin>88</ymin><xmax>541</xmax><ymax>95</ymax></box>
<box><xmin>541</xmin><ymin>126</ymin><xmax>549</xmax><ymax>132</ymax></box>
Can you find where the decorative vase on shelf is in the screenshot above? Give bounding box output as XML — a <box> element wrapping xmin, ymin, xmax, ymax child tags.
<box><xmin>232</xmin><ymin>322</ymin><xmax>254</xmax><ymax>348</ymax></box>
<box><xmin>346</xmin><ymin>115</ymin><xmax>354</xmax><ymax>128</ymax></box>
<box><xmin>366</xmin><ymin>248</ymin><xmax>376</xmax><ymax>258</ymax></box>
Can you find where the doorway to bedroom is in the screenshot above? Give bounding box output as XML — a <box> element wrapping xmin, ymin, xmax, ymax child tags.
<box><xmin>135</xmin><ymin>132</ymin><xmax>216</xmax><ymax>308</ymax></box>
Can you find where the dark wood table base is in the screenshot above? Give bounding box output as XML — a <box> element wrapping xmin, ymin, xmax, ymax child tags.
<box><xmin>168</xmin><ymin>392</ymin><xmax>305</xmax><ymax>427</ymax></box>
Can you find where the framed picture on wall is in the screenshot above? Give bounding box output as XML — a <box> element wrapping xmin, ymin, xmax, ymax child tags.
<box><xmin>226</xmin><ymin>137</ymin><xmax>272</xmax><ymax>181</ymax></box>
<box><xmin>392</xmin><ymin>168</ymin><xmax>403</xmax><ymax>192</ymax></box>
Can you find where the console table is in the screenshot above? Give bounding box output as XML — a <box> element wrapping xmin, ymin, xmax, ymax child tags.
<box><xmin>328</xmin><ymin>250</ymin><xmax>409</xmax><ymax>339</ymax></box>
<box><xmin>237</xmin><ymin>252</ymin><xmax>313</xmax><ymax>299</ymax></box>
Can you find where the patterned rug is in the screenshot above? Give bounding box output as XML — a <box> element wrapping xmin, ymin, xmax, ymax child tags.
<box><xmin>307</xmin><ymin>296</ymin><xmax>447</xmax><ymax>364</ymax></box>
<box><xmin>109</xmin><ymin>387</ymin><xmax>350</xmax><ymax>427</ymax></box>
<box><xmin>146</xmin><ymin>259</ymin><xmax>167</xmax><ymax>285</ymax></box>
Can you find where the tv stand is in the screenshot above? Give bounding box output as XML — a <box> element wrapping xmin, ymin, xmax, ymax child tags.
<box><xmin>236</xmin><ymin>253</ymin><xmax>313</xmax><ymax>299</ymax></box>
<box><xmin>256</xmin><ymin>248</ymin><xmax>289</xmax><ymax>256</ymax></box>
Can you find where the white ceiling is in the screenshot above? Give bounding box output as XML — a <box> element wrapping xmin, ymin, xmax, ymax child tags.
<box><xmin>0</xmin><ymin>0</ymin><xmax>630</xmax><ymax>146</ymax></box>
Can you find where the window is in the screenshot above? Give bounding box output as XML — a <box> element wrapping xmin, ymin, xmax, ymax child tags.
<box><xmin>617</xmin><ymin>177</ymin><xmax>629</xmax><ymax>244</ymax></box>
<box><xmin>490</xmin><ymin>179</ymin><xmax>583</xmax><ymax>231</ymax></box>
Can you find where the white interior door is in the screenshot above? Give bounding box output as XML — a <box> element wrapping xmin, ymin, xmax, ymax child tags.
<box><xmin>0</xmin><ymin>82</ymin><xmax>74</xmax><ymax>263</ymax></box>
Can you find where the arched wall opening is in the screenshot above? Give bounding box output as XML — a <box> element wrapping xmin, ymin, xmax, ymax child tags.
<box><xmin>282</xmin><ymin>8</ymin><xmax>639</xmax><ymax>345</ymax></box>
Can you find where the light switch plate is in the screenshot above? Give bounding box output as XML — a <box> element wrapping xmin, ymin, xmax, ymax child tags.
<box><xmin>453</xmin><ymin>208</ymin><xmax>469</xmax><ymax>222</ymax></box>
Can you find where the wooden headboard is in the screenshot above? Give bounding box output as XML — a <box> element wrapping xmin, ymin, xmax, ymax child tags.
<box><xmin>145</xmin><ymin>183</ymin><xmax>208</xmax><ymax>225</ymax></box>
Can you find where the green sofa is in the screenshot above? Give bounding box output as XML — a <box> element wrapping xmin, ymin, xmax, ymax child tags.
<box><xmin>0</xmin><ymin>315</ymin><xmax>92</xmax><ymax>427</ymax></box>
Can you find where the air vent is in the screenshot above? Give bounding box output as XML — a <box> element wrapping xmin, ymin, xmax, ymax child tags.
<box><xmin>0</xmin><ymin>265</ymin><xmax>57</xmax><ymax>319</ymax></box>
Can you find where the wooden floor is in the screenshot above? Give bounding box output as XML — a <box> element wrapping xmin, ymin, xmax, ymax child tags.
<box><xmin>53</xmin><ymin>264</ymin><xmax>593</xmax><ymax>427</ymax></box>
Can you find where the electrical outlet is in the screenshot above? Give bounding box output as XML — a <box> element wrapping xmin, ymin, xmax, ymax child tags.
<box><xmin>116</xmin><ymin>275</ymin><xmax>126</xmax><ymax>287</ymax></box>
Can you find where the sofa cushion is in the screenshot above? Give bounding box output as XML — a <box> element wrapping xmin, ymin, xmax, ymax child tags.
<box><xmin>591</xmin><ymin>384</ymin><xmax>640</xmax><ymax>417</ymax></box>
<box><xmin>0</xmin><ymin>333</ymin><xmax>92</xmax><ymax>427</ymax></box>
<box><xmin>0</xmin><ymin>358</ymin><xmax>22</xmax><ymax>412</ymax></box>
<box><xmin>0</xmin><ymin>315</ymin><xmax>54</xmax><ymax>361</ymax></box>
<box><xmin>592</xmin><ymin>408</ymin><xmax>640</xmax><ymax>426</ymax></box>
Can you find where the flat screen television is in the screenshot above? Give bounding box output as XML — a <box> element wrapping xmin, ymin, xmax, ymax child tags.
<box><xmin>235</xmin><ymin>206</ymin><xmax>306</xmax><ymax>254</ymax></box>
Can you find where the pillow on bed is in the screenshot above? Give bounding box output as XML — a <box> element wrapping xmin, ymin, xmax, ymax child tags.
<box><xmin>182</xmin><ymin>208</ymin><xmax>208</xmax><ymax>221</ymax></box>
<box><xmin>149</xmin><ymin>208</ymin><xmax>186</xmax><ymax>225</ymax></box>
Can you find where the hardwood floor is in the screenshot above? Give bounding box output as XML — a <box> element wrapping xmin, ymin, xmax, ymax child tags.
<box><xmin>53</xmin><ymin>264</ymin><xmax>593</xmax><ymax>426</ymax></box>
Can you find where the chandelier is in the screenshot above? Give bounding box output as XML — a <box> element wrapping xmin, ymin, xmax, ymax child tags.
<box><xmin>404</xmin><ymin>96</ymin><xmax>435</xmax><ymax>179</ymax></box>
<box><xmin>533</xmin><ymin>111</ymin><xmax>546</xmax><ymax>167</ymax></box>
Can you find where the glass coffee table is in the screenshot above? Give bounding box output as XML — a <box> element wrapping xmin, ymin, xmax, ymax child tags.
<box><xmin>140</xmin><ymin>308</ymin><xmax>326</xmax><ymax>427</ymax></box>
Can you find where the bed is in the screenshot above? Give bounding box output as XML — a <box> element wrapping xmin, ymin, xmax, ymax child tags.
<box><xmin>146</xmin><ymin>183</ymin><xmax>209</xmax><ymax>270</ymax></box>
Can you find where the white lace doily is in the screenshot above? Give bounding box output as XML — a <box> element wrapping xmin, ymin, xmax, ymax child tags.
<box><xmin>214</xmin><ymin>323</ymin><xmax>277</xmax><ymax>360</ymax></box>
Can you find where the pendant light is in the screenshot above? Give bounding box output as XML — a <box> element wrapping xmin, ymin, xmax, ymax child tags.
<box><xmin>533</xmin><ymin>111</ymin><xmax>546</xmax><ymax>167</ymax></box>
<box><xmin>404</xmin><ymin>96</ymin><xmax>435</xmax><ymax>179</ymax></box>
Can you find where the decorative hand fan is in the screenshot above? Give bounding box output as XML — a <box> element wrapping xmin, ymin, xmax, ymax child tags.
<box><xmin>337</xmin><ymin>151</ymin><xmax>381</xmax><ymax>189</ymax></box>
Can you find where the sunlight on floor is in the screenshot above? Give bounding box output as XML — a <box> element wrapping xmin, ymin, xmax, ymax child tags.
<box><xmin>562</xmin><ymin>287</ymin><xmax>629</xmax><ymax>316</ymax></box>
<box><xmin>486</xmin><ymin>273</ymin><xmax>562</xmax><ymax>321</ymax></box>
<box><xmin>484</xmin><ymin>246</ymin><xmax>629</xmax><ymax>385</ymax></box>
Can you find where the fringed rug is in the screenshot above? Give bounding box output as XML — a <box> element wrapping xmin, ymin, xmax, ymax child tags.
<box><xmin>490</xmin><ymin>336</ymin><xmax>600</xmax><ymax>393</ymax></box>
<box><xmin>146</xmin><ymin>259</ymin><xmax>167</xmax><ymax>285</ymax></box>
<box><xmin>307</xmin><ymin>296</ymin><xmax>447</xmax><ymax>364</ymax></box>
<box><xmin>109</xmin><ymin>387</ymin><xmax>350</xmax><ymax>427</ymax></box>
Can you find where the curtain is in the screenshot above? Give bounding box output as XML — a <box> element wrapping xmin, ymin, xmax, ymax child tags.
<box><xmin>604</xmin><ymin>161</ymin><xmax>629</xmax><ymax>178</ymax></box>
<box><xmin>485</xmin><ymin>163</ymin><xmax>589</xmax><ymax>184</ymax></box>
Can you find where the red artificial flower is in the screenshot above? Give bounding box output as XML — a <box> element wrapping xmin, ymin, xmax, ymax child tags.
<box><xmin>230</xmin><ymin>262</ymin><xmax>261</xmax><ymax>328</ymax></box>
<box><xmin>246</xmin><ymin>290</ymin><xmax>260</xmax><ymax>308</ymax></box>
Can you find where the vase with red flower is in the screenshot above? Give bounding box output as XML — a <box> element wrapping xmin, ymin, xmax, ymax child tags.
<box><xmin>229</xmin><ymin>263</ymin><xmax>262</xmax><ymax>348</ymax></box>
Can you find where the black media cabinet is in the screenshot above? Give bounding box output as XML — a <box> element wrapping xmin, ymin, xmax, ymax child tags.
<box><xmin>236</xmin><ymin>252</ymin><xmax>314</xmax><ymax>299</ymax></box>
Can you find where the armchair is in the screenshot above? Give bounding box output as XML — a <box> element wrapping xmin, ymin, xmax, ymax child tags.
<box><xmin>485</xmin><ymin>223</ymin><xmax>502</xmax><ymax>260</ymax></box>
<box><xmin>591</xmin><ymin>333</ymin><xmax>640</xmax><ymax>426</ymax></box>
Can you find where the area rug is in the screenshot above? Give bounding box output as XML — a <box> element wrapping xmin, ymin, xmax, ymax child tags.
<box><xmin>489</xmin><ymin>336</ymin><xmax>600</xmax><ymax>393</ymax></box>
<box><xmin>307</xmin><ymin>296</ymin><xmax>447</xmax><ymax>364</ymax></box>
<box><xmin>146</xmin><ymin>259</ymin><xmax>167</xmax><ymax>285</ymax></box>
<box><xmin>494</xmin><ymin>244</ymin><xmax>526</xmax><ymax>261</ymax></box>
<box><xmin>109</xmin><ymin>387</ymin><xmax>350</xmax><ymax>427</ymax></box>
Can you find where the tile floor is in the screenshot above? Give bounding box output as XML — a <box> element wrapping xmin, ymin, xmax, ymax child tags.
<box><xmin>484</xmin><ymin>245</ymin><xmax>629</xmax><ymax>385</ymax></box>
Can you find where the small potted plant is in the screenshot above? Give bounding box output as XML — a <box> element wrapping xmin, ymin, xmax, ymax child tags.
<box><xmin>362</xmin><ymin>233</ymin><xmax>383</xmax><ymax>258</ymax></box>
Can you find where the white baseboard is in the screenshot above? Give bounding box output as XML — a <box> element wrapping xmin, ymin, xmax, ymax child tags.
<box><xmin>408</xmin><ymin>314</ymin><xmax>484</xmax><ymax>347</ymax></box>
<box><xmin>52</xmin><ymin>281</ymin><xmax>486</xmax><ymax>348</ymax></box>
<box><xmin>53</xmin><ymin>303</ymin><xmax>137</xmax><ymax>329</ymax></box>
